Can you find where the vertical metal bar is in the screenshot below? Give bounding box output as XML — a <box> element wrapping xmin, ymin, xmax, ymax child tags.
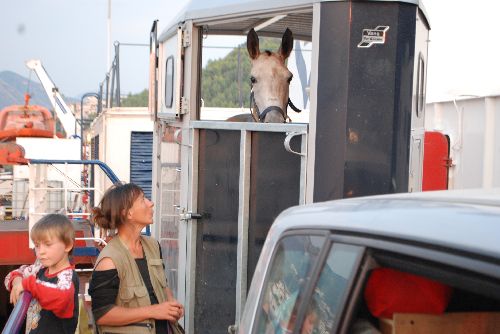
<box><xmin>237</xmin><ymin>46</ymin><xmax>242</xmax><ymax>108</ymax></box>
<box><xmin>299</xmin><ymin>131</ymin><xmax>308</xmax><ymax>204</ymax></box>
<box><xmin>236</xmin><ymin>129</ymin><xmax>251</xmax><ymax>324</ymax></box>
<box><xmin>99</xmin><ymin>83</ymin><xmax>104</xmax><ymax>114</ymax></box>
<box><xmin>115</xmin><ymin>42</ymin><xmax>121</xmax><ymax>107</ymax></box>
<box><xmin>106</xmin><ymin>72</ymin><xmax>110</xmax><ymax>109</ymax></box>
<box><xmin>80</xmin><ymin>93</ymin><xmax>101</xmax><ymax>159</ymax></box>
<box><xmin>305</xmin><ymin>3</ymin><xmax>321</xmax><ymax>204</ymax></box>
<box><xmin>151</xmin><ymin>122</ymin><xmax>162</xmax><ymax>238</ymax></box>
<box><xmin>105</xmin><ymin>74</ymin><xmax>110</xmax><ymax>109</ymax></box>
<box><xmin>184</xmin><ymin>127</ymin><xmax>198</xmax><ymax>334</ymax></box>
<box><xmin>64</xmin><ymin>163</ymin><xmax>69</xmax><ymax>215</ymax></box>
<box><xmin>483</xmin><ymin>97</ymin><xmax>495</xmax><ymax>188</ymax></box>
<box><xmin>110</xmin><ymin>64</ymin><xmax>116</xmax><ymax>108</ymax></box>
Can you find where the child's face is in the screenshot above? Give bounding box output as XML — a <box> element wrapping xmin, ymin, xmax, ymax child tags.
<box><xmin>34</xmin><ymin>235</ymin><xmax>72</xmax><ymax>272</ymax></box>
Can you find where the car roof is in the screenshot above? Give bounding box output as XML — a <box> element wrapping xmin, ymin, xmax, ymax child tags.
<box><xmin>270</xmin><ymin>188</ymin><xmax>500</xmax><ymax>259</ymax></box>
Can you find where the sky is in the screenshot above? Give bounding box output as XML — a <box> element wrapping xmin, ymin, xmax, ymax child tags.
<box><xmin>1</xmin><ymin>0</ymin><xmax>189</xmax><ymax>97</ymax></box>
<box><xmin>1</xmin><ymin>0</ymin><xmax>500</xmax><ymax>102</ymax></box>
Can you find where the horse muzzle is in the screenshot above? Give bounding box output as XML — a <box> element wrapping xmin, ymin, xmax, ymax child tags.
<box><xmin>256</xmin><ymin>105</ymin><xmax>287</xmax><ymax>123</ymax></box>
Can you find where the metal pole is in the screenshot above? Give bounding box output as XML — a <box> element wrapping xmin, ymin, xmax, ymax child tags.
<box><xmin>110</xmin><ymin>64</ymin><xmax>115</xmax><ymax>108</ymax></box>
<box><xmin>80</xmin><ymin>93</ymin><xmax>101</xmax><ymax>160</ymax></box>
<box><xmin>114</xmin><ymin>41</ymin><xmax>121</xmax><ymax>107</ymax></box>
<box><xmin>238</xmin><ymin>46</ymin><xmax>242</xmax><ymax>108</ymax></box>
<box><xmin>107</xmin><ymin>0</ymin><xmax>112</xmax><ymax>71</ymax></box>
<box><xmin>98</xmin><ymin>83</ymin><xmax>104</xmax><ymax>114</ymax></box>
<box><xmin>105</xmin><ymin>74</ymin><xmax>110</xmax><ymax>108</ymax></box>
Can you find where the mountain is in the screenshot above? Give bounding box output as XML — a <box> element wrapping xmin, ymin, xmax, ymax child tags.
<box><xmin>0</xmin><ymin>70</ymin><xmax>76</xmax><ymax>110</ymax></box>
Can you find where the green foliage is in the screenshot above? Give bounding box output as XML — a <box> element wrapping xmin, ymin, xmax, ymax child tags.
<box><xmin>121</xmin><ymin>89</ymin><xmax>148</xmax><ymax>107</ymax></box>
<box><xmin>116</xmin><ymin>37</ymin><xmax>281</xmax><ymax>109</ymax></box>
<box><xmin>201</xmin><ymin>38</ymin><xmax>281</xmax><ymax>108</ymax></box>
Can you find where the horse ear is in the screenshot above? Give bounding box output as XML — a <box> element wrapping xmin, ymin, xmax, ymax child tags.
<box><xmin>279</xmin><ymin>28</ymin><xmax>294</xmax><ymax>60</ymax></box>
<box><xmin>247</xmin><ymin>28</ymin><xmax>260</xmax><ymax>60</ymax></box>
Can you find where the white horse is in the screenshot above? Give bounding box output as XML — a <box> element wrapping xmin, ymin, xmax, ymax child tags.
<box><xmin>228</xmin><ymin>28</ymin><xmax>301</xmax><ymax>123</ymax></box>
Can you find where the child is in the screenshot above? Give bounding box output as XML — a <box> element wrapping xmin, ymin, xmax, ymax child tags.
<box><xmin>4</xmin><ymin>213</ymin><xmax>79</xmax><ymax>334</ymax></box>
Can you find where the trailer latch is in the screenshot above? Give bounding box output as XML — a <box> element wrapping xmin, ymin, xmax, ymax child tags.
<box><xmin>179</xmin><ymin>209</ymin><xmax>203</xmax><ymax>222</ymax></box>
<box><xmin>227</xmin><ymin>324</ymin><xmax>237</xmax><ymax>334</ymax></box>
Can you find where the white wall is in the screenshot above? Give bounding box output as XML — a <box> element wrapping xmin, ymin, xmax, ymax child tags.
<box><xmin>425</xmin><ymin>95</ymin><xmax>500</xmax><ymax>189</ymax></box>
<box><xmin>14</xmin><ymin>137</ymin><xmax>81</xmax><ymax>180</ymax></box>
<box><xmin>90</xmin><ymin>107</ymin><xmax>153</xmax><ymax>195</ymax></box>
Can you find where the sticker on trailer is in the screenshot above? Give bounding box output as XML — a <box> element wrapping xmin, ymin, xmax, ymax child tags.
<box><xmin>358</xmin><ymin>26</ymin><xmax>389</xmax><ymax>48</ymax></box>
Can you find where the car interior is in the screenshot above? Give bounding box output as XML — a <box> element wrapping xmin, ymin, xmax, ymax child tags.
<box><xmin>344</xmin><ymin>250</ymin><xmax>500</xmax><ymax>334</ymax></box>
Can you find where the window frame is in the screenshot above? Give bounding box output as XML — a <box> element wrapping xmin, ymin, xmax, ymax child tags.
<box><xmin>250</xmin><ymin>229</ymin><xmax>329</xmax><ymax>334</ymax></box>
<box><xmin>164</xmin><ymin>55</ymin><xmax>175</xmax><ymax>108</ymax></box>
<box><xmin>291</xmin><ymin>240</ymin><xmax>365</xmax><ymax>334</ymax></box>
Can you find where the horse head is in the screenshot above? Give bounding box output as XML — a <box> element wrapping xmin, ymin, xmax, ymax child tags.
<box><xmin>247</xmin><ymin>28</ymin><xmax>294</xmax><ymax>123</ymax></box>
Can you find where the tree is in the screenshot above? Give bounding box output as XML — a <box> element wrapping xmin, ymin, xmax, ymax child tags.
<box><xmin>116</xmin><ymin>37</ymin><xmax>281</xmax><ymax>109</ymax></box>
<box><xmin>201</xmin><ymin>38</ymin><xmax>281</xmax><ymax>108</ymax></box>
<box><xmin>121</xmin><ymin>89</ymin><xmax>148</xmax><ymax>107</ymax></box>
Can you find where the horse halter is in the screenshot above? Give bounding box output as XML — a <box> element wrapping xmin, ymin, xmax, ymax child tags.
<box><xmin>249</xmin><ymin>90</ymin><xmax>302</xmax><ymax>123</ymax></box>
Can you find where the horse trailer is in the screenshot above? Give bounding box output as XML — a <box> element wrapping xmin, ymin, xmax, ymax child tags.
<box><xmin>148</xmin><ymin>0</ymin><xmax>430</xmax><ymax>332</ymax></box>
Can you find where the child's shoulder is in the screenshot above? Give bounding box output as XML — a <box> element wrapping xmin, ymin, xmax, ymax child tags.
<box><xmin>54</xmin><ymin>266</ymin><xmax>77</xmax><ymax>280</ymax></box>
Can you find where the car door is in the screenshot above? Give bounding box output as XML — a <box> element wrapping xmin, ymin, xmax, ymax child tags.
<box><xmin>249</xmin><ymin>231</ymin><xmax>364</xmax><ymax>334</ymax></box>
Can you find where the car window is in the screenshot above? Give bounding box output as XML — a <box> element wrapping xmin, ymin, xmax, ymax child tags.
<box><xmin>255</xmin><ymin>234</ymin><xmax>325</xmax><ymax>334</ymax></box>
<box><xmin>299</xmin><ymin>243</ymin><xmax>362</xmax><ymax>334</ymax></box>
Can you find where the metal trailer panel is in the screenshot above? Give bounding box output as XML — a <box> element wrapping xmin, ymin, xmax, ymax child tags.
<box><xmin>195</xmin><ymin>129</ymin><xmax>240</xmax><ymax>334</ymax></box>
<box><xmin>247</xmin><ymin>131</ymin><xmax>302</xmax><ymax>288</ymax></box>
<box><xmin>191</xmin><ymin>126</ymin><xmax>306</xmax><ymax>333</ymax></box>
<box><xmin>312</xmin><ymin>1</ymin><xmax>423</xmax><ymax>201</ymax></box>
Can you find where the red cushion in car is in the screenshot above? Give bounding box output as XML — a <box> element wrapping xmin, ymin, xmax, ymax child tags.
<box><xmin>364</xmin><ymin>268</ymin><xmax>453</xmax><ymax>319</ymax></box>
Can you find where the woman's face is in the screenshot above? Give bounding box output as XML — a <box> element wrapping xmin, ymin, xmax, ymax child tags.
<box><xmin>127</xmin><ymin>192</ymin><xmax>154</xmax><ymax>226</ymax></box>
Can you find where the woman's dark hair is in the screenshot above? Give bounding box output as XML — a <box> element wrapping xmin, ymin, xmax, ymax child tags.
<box><xmin>91</xmin><ymin>182</ymin><xmax>144</xmax><ymax>233</ymax></box>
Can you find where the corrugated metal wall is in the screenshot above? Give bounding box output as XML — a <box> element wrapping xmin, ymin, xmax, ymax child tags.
<box><xmin>130</xmin><ymin>131</ymin><xmax>153</xmax><ymax>199</ymax></box>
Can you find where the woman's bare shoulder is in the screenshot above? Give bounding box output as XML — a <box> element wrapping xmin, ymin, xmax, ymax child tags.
<box><xmin>95</xmin><ymin>257</ymin><xmax>117</xmax><ymax>271</ymax></box>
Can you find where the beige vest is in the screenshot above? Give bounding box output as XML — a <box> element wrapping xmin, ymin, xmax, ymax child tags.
<box><xmin>95</xmin><ymin>235</ymin><xmax>168</xmax><ymax>334</ymax></box>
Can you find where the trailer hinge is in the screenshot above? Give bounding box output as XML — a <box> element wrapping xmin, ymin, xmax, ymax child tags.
<box><xmin>182</xmin><ymin>28</ymin><xmax>191</xmax><ymax>48</ymax></box>
<box><xmin>443</xmin><ymin>157</ymin><xmax>453</xmax><ymax>168</ymax></box>
<box><xmin>179</xmin><ymin>96</ymin><xmax>189</xmax><ymax>115</ymax></box>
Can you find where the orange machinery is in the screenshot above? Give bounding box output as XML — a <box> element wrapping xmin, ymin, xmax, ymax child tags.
<box><xmin>0</xmin><ymin>94</ymin><xmax>61</xmax><ymax>164</ymax></box>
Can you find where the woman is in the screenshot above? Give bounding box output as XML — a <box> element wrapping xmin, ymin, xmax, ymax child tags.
<box><xmin>89</xmin><ymin>183</ymin><xmax>184</xmax><ymax>334</ymax></box>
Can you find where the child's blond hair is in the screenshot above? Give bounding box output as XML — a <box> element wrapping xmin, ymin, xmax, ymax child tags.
<box><xmin>31</xmin><ymin>213</ymin><xmax>75</xmax><ymax>255</ymax></box>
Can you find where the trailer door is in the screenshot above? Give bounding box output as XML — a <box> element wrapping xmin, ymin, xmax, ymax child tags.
<box><xmin>187</xmin><ymin>122</ymin><xmax>307</xmax><ymax>334</ymax></box>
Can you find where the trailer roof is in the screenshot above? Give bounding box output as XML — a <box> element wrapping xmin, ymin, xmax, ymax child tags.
<box><xmin>160</xmin><ymin>0</ymin><xmax>429</xmax><ymax>41</ymax></box>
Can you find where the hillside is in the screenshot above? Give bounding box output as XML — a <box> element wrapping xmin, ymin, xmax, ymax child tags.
<box><xmin>0</xmin><ymin>70</ymin><xmax>77</xmax><ymax>110</ymax></box>
<box><xmin>201</xmin><ymin>38</ymin><xmax>280</xmax><ymax>108</ymax></box>
<box><xmin>118</xmin><ymin>39</ymin><xmax>283</xmax><ymax>108</ymax></box>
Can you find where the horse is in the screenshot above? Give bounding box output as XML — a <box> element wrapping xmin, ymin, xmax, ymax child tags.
<box><xmin>227</xmin><ymin>28</ymin><xmax>301</xmax><ymax>123</ymax></box>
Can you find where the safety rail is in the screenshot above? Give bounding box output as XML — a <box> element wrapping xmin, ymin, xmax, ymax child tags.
<box><xmin>29</xmin><ymin>159</ymin><xmax>120</xmax><ymax>184</ymax></box>
<box><xmin>1</xmin><ymin>291</ymin><xmax>32</xmax><ymax>334</ymax></box>
<box><xmin>74</xmin><ymin>237</ymin><xmax>107</xmax><ymax>271</ymax></box>
<box><xmin>27</xmin><ymin>159</ymin><xmax>122</xmax><ymax>245</ymax></box>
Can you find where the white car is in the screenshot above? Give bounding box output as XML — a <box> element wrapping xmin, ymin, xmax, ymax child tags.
<box><xmin>239</xmin><ymin>188</ymin><xmax>500</xmax><ymax>334</ymax></box>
